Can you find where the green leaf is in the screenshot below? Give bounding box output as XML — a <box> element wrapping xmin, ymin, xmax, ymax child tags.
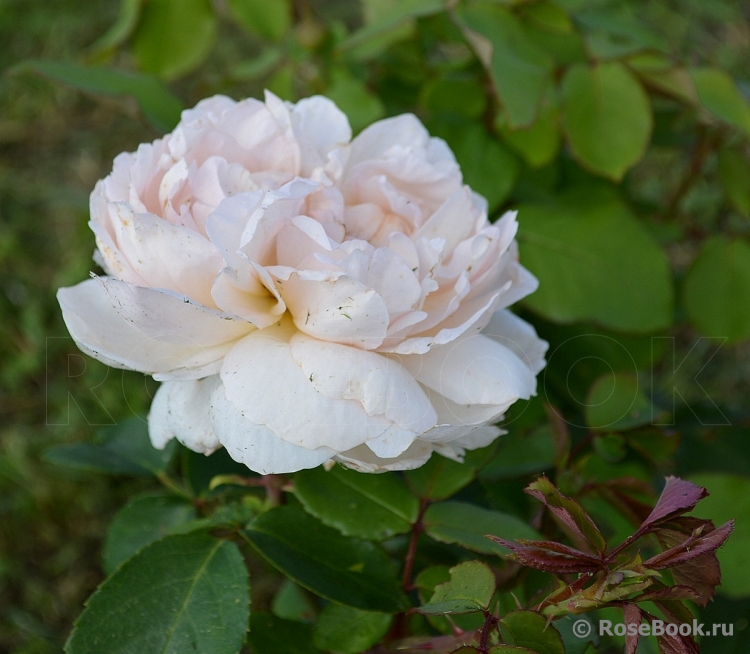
<box><xmin>480</xmin><ymin>427</ymin><xmax>555</xmax><ymax>480</ymax></box>
<box><xmin>518</xmin><ymin>194</ymin><xmax>673</xmax><ymax>332</ymax></box>
<box><xmin>271</xmin><ymin>579</ymin><xmax>317</xmax><ymax>623</ymax></box>
<box><xmin>585</xmin><ymin>373</ymin><xmax>653</xmax><ymax>432</ymax></box>
<box><xmin>432</xmin><ymin>122</ymin><xmax>519</xmax><ymax>210</ymax></box>
<box><xmin>65</xmin><ymin>533</ymin><xmax>249</xmax><ymax>654</ymax></box>
<box><xmin>489</xmin><ymin>647</ymin><xmax>538</xmax><ymax>654</ymax></box>
<box><xmin>102</xmin><ymin>492</ymin><xmax>197</xmax><ymax>575</ymax></box>
<box><xmin>44</xmin><ymin>443</ymin><xmax>150</xmax><ymax>476</ymax></box>
<box><xmin>45</xmin><ymin>418</ymin><xmax>178</xmax><ymax>477</ymax></box>
<box><xmin>691</xmin><ymin>67</ymin><xmax>750</xmax><ymax>138</ymax></box>
<box><xmin>88</xmin><ymin>0</ymin><xmax>144</xmax><ymax>55</ymax></box>
<box><xmin>133</xmin><ymin>0</ymin><xmax>217</xmax><ymax>81</ymax></box>
<box><xmin>227</xmin><ymin>0</ymin><xmax>291</xmax><ymax>41</ymax></box>
<box><xmin>458</xmin><ymin>3</ymin><xmax>554</xmax><ymax>128</ymax></box>
<box><xmin>420</xmin><ymin>561</ymin><xmax>496</xmax><ymax>615</ymax></box>
<box><xmin>326</xmin><ymin>72</ymin><xmax>385</xmax><ymax>133</ymax></box>
<box><xmin>339</xmin><ymin>0</ymin><xmax>443</xmax><ymax>52</ymax></box>
<box><xmin>248</xmin><ymin>613</ymin><xmax>318</xmax><ymax>654</ymax></box>
<box><xmin>683</xmin><ymin>236</ymin><xmax>750</xmax><ymax>343</ymax></box>
<box><xmin>500</xmin><ymin>610</ymin><xmax>565</xmax><ymax>654</ymax></box>
<box><xmin>98</xmin><ymin>418</ymin><xmax>178</xmax><ymax>475</ymax></box>
<box><xmin>421</xmin><ymin>78</ymin><xmax>488</xmax><ymax>119</ymax></box>
<box><xmin>230</xmin><ymin>48</ymin><xmax>283</xmax><ymax>81</ymax></box>
<box><xmin>423</xmin><ymin>501</ymin><xmax>540</xmax><ymax>556</ymax></box>
<box><xmin>244</xmin><ymin>505</ymin><xmax>406</xmax><ymax>612</ymax></box>
<box><xmin>562</xmin><ymin>62</ymin><xmax>652</xmax><ymax>181</ymax></box>
<box><xmin>406</xmin><ymin>447</ymin><xmax>494</xmax><ymax>500</ymax></box>
<box><xmin>554</xmin><ymin>614</ymin><xmax>598</xmax><ymax>654</ymax></box>
<box><xmin>497</xmin><ymin>101</ymin><xmax>560</xmax><ymax>169</ymax></box>
<box><xmin>313</xmin><ymin>604</ymin><xmax>392</xmax><ymax>653</ymax></box>
<box><xmin>294</xmin><ymin>466</ymin><xmax>418</xmax><ymax>541</ymax></box>
<box><xmin>11</xmin><ymin>60</ymin><xmax>183</xmax><ymax>131</ymax></box>
<box><xmin>688</xmin><ymin>473</ymin><xmax>750</xmax><ymax>598</ymax></box>
<box><xmin>718</xmin><ymin>148</ymin><xmax>750</xmax><ymax>217</ymax></box>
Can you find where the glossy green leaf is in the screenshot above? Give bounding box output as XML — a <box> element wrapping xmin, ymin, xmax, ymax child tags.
<box><xmin>406</xmin><ymin>447</ymin><xmax>495</xmax><ymax>500</ymax></box>
<box><xmin>103</xmin><ymin>492</ymin><xmax>196</xmax><ymax>574</ymax></box>
<box><xmin>718</xmin><ymin>148</ymin><xmax>750</xmax><ymax>217</ymax></box>
<box><xmin>230</xmin><ymin>48</ymin><xmax>282</xmax><ymax>81</ymax></box>
<box><xmin>133</xmin><ymin>0</ymin><xmax>217</xmax><ymax>80</ymax></box>
<box><xmin>271</xmin><ymin>579</ymin><xmax>317</xmax><ymax>623</ymax></box>
<box><xmin>458</xmin><ymin>3</ymin><xmax>554</xmax><ymax>128</ymax></box>
<box><xmin>497</xmin><ymin>101</ymin><xmax>560</xmax><ymax>168</ymax></box>
<box><xmin>691</xmin><ymin>67</ymin><xmax>750</xmax><ymax>138</ymax></box>
<box><xmin>554</xmin><ymin>614</ymin><xmax>598</xmax><ymax>654</ymax></box>
<box><xmin>562</xmin><ymin>62</ymin><xmax>652</xmax><ymax>180</ymax></box>
<box><xmin>432</xmin><ymin>122</ymin><xmax>519</xmax><ymax>210</ymax></box>
<box><xmin>421</xmin><ymin>78</ymin><xmax>487</xmax><ymax>119</ymax></box>
<box><xmin>326</xmin><ymin>72</ymin><xmax>385</xmax><ymax>133</ymax></box>
<box><xmin>522</xmin><ymin>1</ymin><xmax>572</xmax><ymax>33</ymax></box>
<box><xmin>340</xmin><ymin>0</ymin><xmax>443</xmax><ymax>52</ymax></box>
<box><xmin>689</xmin><ymin>473</ymin><xmax>750</xmax><ymax>598</ymax></box>
<box><xmin>313</xmin><ymin>604</ymin><xmax>392</xmax><ymax>653</ymax></box>
<box><xmin>45</xmin><ymin>418</ymin><xmax>177</xmax><ymax>477</ymax></box>
<box><xmin>585</xmin><ymin>373</ymin><xmax>653</xmax><ymax>432</ymax></box>
<box><xmin>244</xmin><ymin>506</ymin><xmax>406</xmax><ymax>612</ymax></box>
<box><xmin>480</xmin><ymin>427</ymin><xmax>555</xmax><ymax>480</ymax></box>
<box><xmin>227</xmin><ymin>0</ymin><xmax>291</xmax><ymax>41</ymax></box>
<box><xmin>295</xmin><ymin>466</ymin><xmax>418</xmax><ymax>541</ymax></box>
<box><xmin>423</xmin><ymin>501</ymin><xmax>540</xmax><ymax>556</ymax></box>
<box><xmin>420</xmin><ymin>561</ymin><xmax>496</xmax><ymax>614</ymax></box>
<box><xmin>500</xmin><ymin>610</ymin><xmax>565</xmax><ymax>654</ymax></box>
<box><xmin>11</xmin><ymin>60</ymin><xmax>183</xmax><ymax>131</ymax></box>
<box><xmin>683</xmin><ymin>236</ymin><xmax>750</xmax><ymax>343</ymax></box>
<box><xmin>66</xmin><ymin>533</ymin><xmax>249</xmax><ymax>654</ymax></box>
<box><xmin>248</xmin><ymin>613</ymin><xmax>317</xmax><ymax>654</ymax></box>
<box><xmin>518</xmin><ymin>194</ymin><xmax>673</xmax><ymax>332</ymax></box>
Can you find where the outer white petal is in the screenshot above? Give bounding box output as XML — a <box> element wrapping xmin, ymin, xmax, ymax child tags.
<box><xmin>220</xmin><ymin>321</ymin><xmax>394</xmax><ymax>452</ymax></box>
<box><xmin>289</xmin><ymin>333</ymin><xmax>437</xmax><ymax>434</ymax></box>
<box><xmin>334</xmin><ymin>440</ymin><xmax>434</xmax><ymax>473</ymax></box>
<box><xmin>482</xmin><ymin>310</ymin><xmax>548</xmax><ymax>375</ymax></box>
<box><xmin>57</xmin><ymin>277</ymin><xmax>252</xmax><ymax>380</ymax></box>
<box><xmin>399</xmin><ymin>333</ymin><xmax>536</xmax><ymax>410</ymax></box>
<box><xmin>101</xmin><ymin>203</ymin><xmax>224</xmax><ymax>307</ymax></box>
<box><xmin>209</xmin><ymin>384</ymin><xmax>334</xmax><ymax>474</ymax></box>
<box><xmin>149</xmin><ymin>376</ymin><xmax>221</xmax><ymax>454</ymax></box>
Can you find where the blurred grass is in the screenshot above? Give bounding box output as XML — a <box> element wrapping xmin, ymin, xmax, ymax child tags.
<box><xmin>1</xmin><ymin>0</ymin><xmax>750</xmax><ymax>652</ymax></box>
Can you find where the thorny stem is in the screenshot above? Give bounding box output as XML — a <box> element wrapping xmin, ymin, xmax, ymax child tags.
<box><xmin>402</xmin><ymin>498</ymin><xmax>429</xmax><ymax>592</ymax></box>
<box><xmin>262</xmin><ymin>474</ymin><xmax>286</xmax><ymax>507</ymax></box>
<box><xmin>478</xmin><ymin>610</ymin><xmax>499</xmax><ymax>654</ymax></box>
<box><xmin>666</xmin><ymin>125</ymin><xmax>719</xmax><ymax>220</ymax></box>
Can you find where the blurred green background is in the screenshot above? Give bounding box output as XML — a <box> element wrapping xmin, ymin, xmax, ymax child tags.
<box><xmin>2</xmin><ymin>0</ymin><xmax>750</xmax><ymax>651</ymax></box>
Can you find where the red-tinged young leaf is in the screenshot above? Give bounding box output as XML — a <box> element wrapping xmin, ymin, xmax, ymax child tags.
<box><xmin>654</xmin><ymin>517</ymin><xmax>726</xmax><ymax>605</ymax></box>
<box><xmin>642</xmin><ymin>611</ymin><xmax>699</xmax><ymax>654</ymax></box>
<box><xmin>526</xmin><ymin>477</ymin><xmax>607</xmax><ymax>552</ymax></box>
<box><xmin>487</xmin><ymin>536</ymin><xmax>602</xmax><ymax>574</ymax></box>
<box><xmin>642</xmin><ymin>477</ymin><xmax>708</xmax><ymax>529</ymax></box>
<box><xmin>637</xmin><ymin>584</ymin><xmax>702</xmax><ymax>603</ymax></box>
<box><xmin>623</xmin><ymin>603</ymin><xmax>642</xmax><ymax>654</ymax></box>
<box><xmin>645</xmin><ymin>521</ymin><xmax>734</xmax><ymax>570</ymax></box>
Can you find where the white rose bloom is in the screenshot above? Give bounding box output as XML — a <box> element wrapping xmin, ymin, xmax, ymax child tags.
<box><xmin>58</xmin><ymin>93</ymin><xmax>548</xmax><ymax>474</ymax></box>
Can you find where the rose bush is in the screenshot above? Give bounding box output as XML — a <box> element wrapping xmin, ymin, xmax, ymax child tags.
<box><xmin>57</xmin><ymin>92</ymin><xmax>547</xmax><ymax>474</ymax></box>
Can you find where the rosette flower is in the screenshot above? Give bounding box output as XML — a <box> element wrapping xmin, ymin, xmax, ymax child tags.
<box><xmin>58</xmin><ymin>92</ymin><xmax>548</xmax><ymax>474</ymax></box>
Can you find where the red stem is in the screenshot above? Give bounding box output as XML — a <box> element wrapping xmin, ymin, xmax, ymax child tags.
<box><xmin>402</xmin><ymin>498</ymin><xmax>429</xmax><ymax>591</ymax></box>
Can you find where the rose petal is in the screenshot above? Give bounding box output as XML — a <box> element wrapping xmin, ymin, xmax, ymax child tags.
<box><xmin>399</xmin><ymin>332</ymin><xmax>536</xmax><ymax>409</ymax></box>
<box><xmin>334</xmin><ymin>440</ymin><xmax>434</xmax><ymax>473</ymax></box>
<box><xmin>482</xmin><ymin>310</ymin><xmax>548</xmax><ymax>374</ymax></box>
<box><xmin>209</xmin><ymin>384</ymin><xmax>334</xmax><ymax>474</ymax></box>
<box><xmin>57</xmin><ymin>277</ymin><xmax>252</xmax><ymax>380</ymax></box>
<box><xmin>149</xmin><ymin>376</ymin><xmax>221</xmax><ymax>454</ymax></box>
<box><xmin>220</xmin><ymin>320</ymin><xmax>394</xmax><ymax>451</ymax></box>
<box><xmin>289</xmin><ymin>333</ymin><xmax>437</xmax><ymax>433</ymax></box>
